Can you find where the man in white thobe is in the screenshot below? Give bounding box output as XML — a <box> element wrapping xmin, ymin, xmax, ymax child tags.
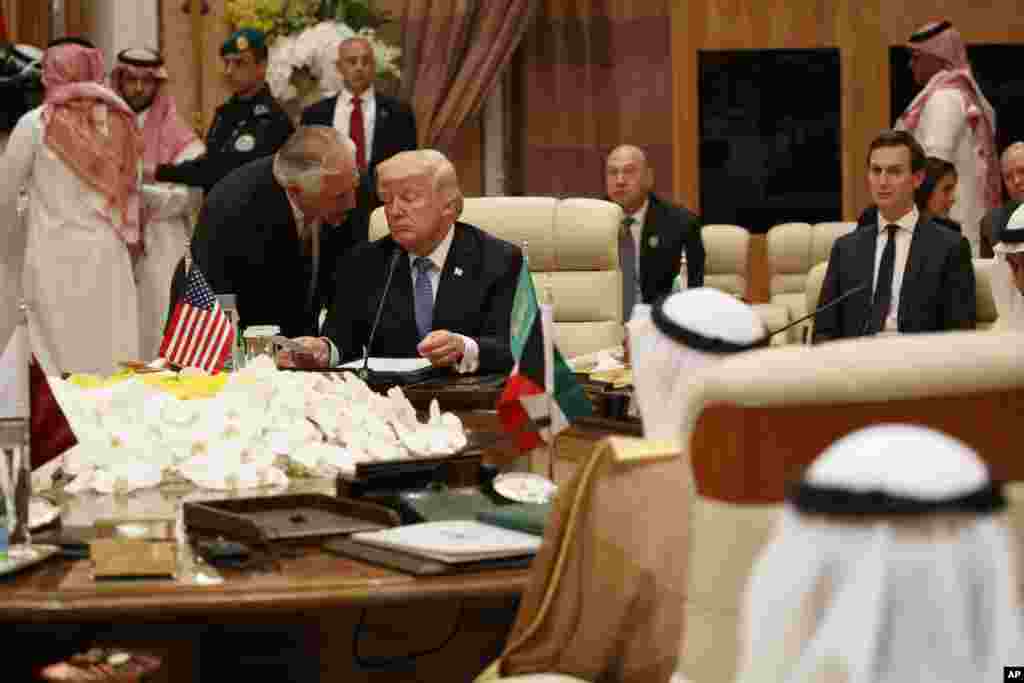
<box><xmin>111</xmin><ymin>48</ymin><xmax>205</xmax><ymax>359</ymax></box>
<box><xmin>0</xmin><ymin>39</ymin><xmax>143</xmax><ymax>376</ymax></box>
<box><xmin>895</xmin><ymin>20</ymin><xmax>1000</xmax><ymax>256</ymax></box>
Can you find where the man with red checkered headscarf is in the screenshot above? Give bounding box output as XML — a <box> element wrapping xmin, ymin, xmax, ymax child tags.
<box><xmin>0</xmin><ymin>38</ymin><xmax>143</xmax><ymax>376</ymax></box>
<box><xmin>895</xmin><ymin>20</ymin><xmax>999</xmax><ymax>256</ymax></box>
<box><xmin>111</xmin><ymin>48</ymin><xmax>205</xmax><ymax>358</ymax></box>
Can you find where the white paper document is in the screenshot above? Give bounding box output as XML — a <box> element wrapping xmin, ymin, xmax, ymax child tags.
<box><xmin>351</xmin><ymin>520</ymin><xmax>542</xmax><ymax>564</ymax></box>
<box><xmin>338</xmin><ymin>357</ymin><xmax>432</xmax><ymax>373</ymax></box>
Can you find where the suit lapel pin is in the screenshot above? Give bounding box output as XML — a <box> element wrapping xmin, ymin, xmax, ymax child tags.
<box><xmin>648</xmin><ymin>235</ymin><xmax>660</xmax><ymax>248</ymax></box>
<box><xmin>454</xmin><ymin>267</ymin><xmax>464</xmax><ymax>277</ymax></box>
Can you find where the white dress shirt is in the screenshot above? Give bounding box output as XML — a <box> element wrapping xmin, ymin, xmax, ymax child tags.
<box><xmin>625</xmin><ymin>199</ymin><xmax>649</xmax><ymax>304</ymax></box>
<box><xmin>873</xmin><ymin>206</ymin><xmax>918</xmax><ymax>334</ymax></box>
<box><xmin>332</xmin><ymin>86</ymin><xmax>376</xmax><ymax>162</ymax></box>
<box><xmin>407</xmin><ymin>227</ymin><xmax>480</xmax><ymax>373</ymax></box>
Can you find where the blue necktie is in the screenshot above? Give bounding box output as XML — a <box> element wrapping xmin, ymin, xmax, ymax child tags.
<box><xmin>413</xmin><ymin>256</ymin><xmax>434</xmax><ymax>338</ymax></box>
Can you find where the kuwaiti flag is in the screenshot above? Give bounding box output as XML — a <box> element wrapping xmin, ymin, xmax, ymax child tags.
<box><xmin>497</xmin><ymin>265</ymin><xmax>591</xmax><ymax>451</ymax></box>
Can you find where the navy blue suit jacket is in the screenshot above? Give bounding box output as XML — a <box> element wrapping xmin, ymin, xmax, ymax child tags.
<box><xmin>322</xmin><ymin>223</ymin><xmax>522</xmax><ymax>374</ymax></box>
<box><xmin>812</xmin><ymin>215</ymin><xmax>976</xmax><ymax>342</ymax></box>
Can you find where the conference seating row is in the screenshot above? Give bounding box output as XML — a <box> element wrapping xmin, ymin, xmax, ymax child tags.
<box><xmin>371</xmin><ymin>199</ymin><xmax>1002</xmax><ymax>358</ymax></box>
<box><xmin>486</xmin><ymin>329</ymin><xmax>1024</xmax><ymax>682</ymax></box>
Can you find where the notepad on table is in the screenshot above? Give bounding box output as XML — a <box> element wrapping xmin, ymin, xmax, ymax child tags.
<box><xmin>339</xmin><ymin>357</ymin><xmax>433</xmax><ymax>373</ymax></box>
<box><xmin>350</xmin><ymin>520</ymin><xmax>542</xmax><ymax>564</ymax></box>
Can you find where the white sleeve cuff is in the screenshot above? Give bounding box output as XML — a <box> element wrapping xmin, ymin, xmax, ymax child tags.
<box><xmin>455</xmin><ymin>335</ymin><xmax>480</xmax><ymax>374</ymax></box>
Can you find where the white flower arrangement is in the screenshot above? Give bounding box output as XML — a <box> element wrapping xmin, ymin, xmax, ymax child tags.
<box><xmin>49</xmin><ymin>357</ymin><xmax>467</xmax><ymax>495</ymax></box>
<box><xmin>266</xmin><ymin>21</ymin><xmax>401</xmax><ymax>105</ymax></box>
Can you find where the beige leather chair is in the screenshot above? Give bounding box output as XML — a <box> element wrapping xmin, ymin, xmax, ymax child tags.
<box><xmin>370</xmin><ymin>197</ymin><xmax>623</xmax><ymax>358</ymax></box>
<box><xmin>974</xmin><ymin>258</ymin><xmax>1000</xmax><ymax>330</ymax></box>
<box><xmin>703</xmin><ymin>224</ymin><xmax>790</xmax><ymax>344</ymax></box>
<box><xmin>805</xmin><ymin>258</ymin><xmax>1000</xmax><ymax>338</ymax></box>
<box><xmin>804</xmin><ymin>260</ymin><xmax>829</xmax><ymax>340</ymax></box>
<box><xmin>701</xmin><ymin>224</ymin><xmax>750</xmax><ymax>298</ymax></box>
<box><xmin>766</xmin><ymin>222</ymin><xmax>813</xmax><ymax>343</ymax></box>
<box><xmin>810</xmin><ymin>220</ymin><xmax>856</xmax><ymax>265</ymax></box>
<box><xmin>677</xmin><ymin>330</ymin><xmax>1024</xmax><ymax>683</ymax></box>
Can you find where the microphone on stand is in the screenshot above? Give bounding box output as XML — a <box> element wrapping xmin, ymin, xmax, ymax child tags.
<box><xmin>768</xmin><ymin>281</ymin><xmax>870</xmax><ymax>342</ymax></box>
<box><xmin>359</xmin><ymin>248</ymin><xmax>402</xmax><ymax>381</ymax></box>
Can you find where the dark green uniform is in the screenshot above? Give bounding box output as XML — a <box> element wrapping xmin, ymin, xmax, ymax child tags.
<box><xmin>154</xmin><ymin>84</ymin><xmax>293</xmax><ymax>193</ymax></box>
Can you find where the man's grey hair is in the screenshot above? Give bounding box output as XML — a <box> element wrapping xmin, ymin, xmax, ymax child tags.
<box><xmin>273</xmin><ymin>125</ymin><xmax>355</xmax><ymax>196</ymax></box>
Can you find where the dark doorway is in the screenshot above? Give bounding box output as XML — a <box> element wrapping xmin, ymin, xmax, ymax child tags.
<box><xmin>699</xmin><ymin>49</ymin><xmax>842</xmax><ymax>234</ymax></box>
<box><xmin>891</xmin><ymin>44</ymin><xmax>1024</xmax><ymax>200</ymax></box>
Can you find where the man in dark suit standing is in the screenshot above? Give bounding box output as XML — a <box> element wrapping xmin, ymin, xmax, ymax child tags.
<box><xmin>155</xmin><ymin>29</ymin><xmax>294</xmax><ymax>194</ymax></box>
<box><xmin>279</xmin><ymin>149</ymin><xmax>522</xmax><ymax>375</ymax></box>
<box><xmin>605</xmin><ymin>145</ymin><xmax>704</xmax><ymax>320</ymax></box>
<box><xmin>813</xmin><ymin>130</ymin><xmax>975</xmax><ymax>343</ymax></box>
<box><xmin>173</xmin><ymin>126</ymin><xmax>360</xmax><ymax>338</ymax></box>
<box><xmin>300</xmin><ymin>36</ymin><xmax>417</xmax><ymax>240</ymax></box>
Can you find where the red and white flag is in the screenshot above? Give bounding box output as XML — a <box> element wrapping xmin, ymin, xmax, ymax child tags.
<box><xmin>0</xmin><ymin>322</ymin><xmax>77</xmax><ymax>470</ymax></box>
<box><xmin>159</xmin><ymin>264</ymin><xmax>234</xmax><ymax>373</ymax></box>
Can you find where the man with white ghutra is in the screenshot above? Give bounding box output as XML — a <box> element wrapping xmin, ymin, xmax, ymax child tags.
<box><xmin>733</xmin><ymin>424</ymin><xmax>1024</xmax><ymax>683</ymax></box>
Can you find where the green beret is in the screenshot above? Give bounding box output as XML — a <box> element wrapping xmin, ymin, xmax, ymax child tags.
<box><xmin>221</xmin><ymin>28</ymin><xmax>266</xmax><ymax>57</ymax></box>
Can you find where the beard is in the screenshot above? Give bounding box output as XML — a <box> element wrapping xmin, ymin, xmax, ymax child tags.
<box><xmin>124</xmin><ymin>92</ymin><xmax>156</xmax><ymax>113</ymax></box>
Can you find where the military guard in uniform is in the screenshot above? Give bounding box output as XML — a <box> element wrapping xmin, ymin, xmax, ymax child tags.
<box><xmin>154</xmin><ymin>28</ymin><xmax>293</xmax><ymax>194</ymax></box>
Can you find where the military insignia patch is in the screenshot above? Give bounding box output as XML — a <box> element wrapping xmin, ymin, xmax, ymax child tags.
<box><xmin>236</xmin><ymin>36</ymin><xmax>249</xmax><ymax>52</ymax></box>
<box><xmin>234</xmin><ymin>134</ymin><xmax>256</xmax><ymax>152</ymax></box>
<box><xmin>253</xmin><ymin>104</ymin><xmax>269</xmax><ymax>116</ymax></box>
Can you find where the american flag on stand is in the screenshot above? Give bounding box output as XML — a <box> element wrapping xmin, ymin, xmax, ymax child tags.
<box><xmin>158</xmin><ymin>264</ymin><xmax>234</xmax><ymax>373</ymax></box>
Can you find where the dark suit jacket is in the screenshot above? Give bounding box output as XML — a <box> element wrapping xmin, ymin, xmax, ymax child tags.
<box><xmin>322</xmin><ymin>223</ymin><xmax>522</xmax><ymax>374</ymax></box>
<box><xmin>301</xmin><ymin>92</ymin><xmax>417</xmax><ymax>239</ymax></box>
<box><xmin>812</xmin><ymin>215</ymin><xmax>976</xmax><ymax>343</ymax></box>
<box><xmin>639</xmin><ymin>193</ymin><xmax>705</xmax><ymax>302</ymax></box>
<box><xmin>172</xmin><ymin>156</ymin><xmax>360</xmax><ymax>338</ymax></box>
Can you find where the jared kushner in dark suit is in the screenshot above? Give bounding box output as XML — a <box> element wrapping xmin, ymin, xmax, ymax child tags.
<box><xmin>300</xmin><ymin>36</ymin><xmax>417</xmax><ymax>240</ymax></box>
<box><xmin>605</xmin><ymin>145</ymin><xmax>704</xmax><ymax>319</ymax></box>
<box><xmin>813</xmin><ymin>130</ymin><xmax>975</xmax><ymax>343</ymax></box>
<box><xmin>279</xmin><ymin>150</ymin><xmax>522</xmax><ymax>375</ymax></box>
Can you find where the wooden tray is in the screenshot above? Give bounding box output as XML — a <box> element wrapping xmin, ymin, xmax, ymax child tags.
<box><xmin>183</xmin><ymin>494</ymin><xmax>399</xmax><ymax>545</ymax></box>
<box><xmin>336</xmin><ymin>430</ymin><xmax>501</xmax><ymax>500</ymax></box>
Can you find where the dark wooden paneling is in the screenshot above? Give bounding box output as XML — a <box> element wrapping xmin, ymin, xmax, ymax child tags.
<box><xmin>671</xmin><ymin>1</ymin><xmax>1024</xmax><ymax>221</ymax></box>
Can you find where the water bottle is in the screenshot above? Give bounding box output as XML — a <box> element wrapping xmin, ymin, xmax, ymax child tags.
<box><xmin>216</xmin><ymin>294</ymin><xmax>243</xmax><ymax>371</ymax></box>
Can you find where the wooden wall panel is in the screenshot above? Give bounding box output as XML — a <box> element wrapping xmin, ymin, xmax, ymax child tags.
<box><xmin>160</xmin><ymin>0</ymin><xmax>231</xmax><ymax>138</ymax></box>
<box><xmin>671</xmin><ymin>1</ymin><xmax>1024</xmax><ymax>221</ymax></box>
<box><xmin>13</xmin><ymin>0</ymin><xmax>48</xmax><ymax>47</ymax></box>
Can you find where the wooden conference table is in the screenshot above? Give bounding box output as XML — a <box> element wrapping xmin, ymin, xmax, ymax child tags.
<box><xmin>1</xmin><ymin>377</ymin><xmax>639</xmax><ymax>681</ymax></box>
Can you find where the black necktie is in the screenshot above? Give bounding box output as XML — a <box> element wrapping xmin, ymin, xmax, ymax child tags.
<box><xmin>867</xmin><ymin>224</ymin><xmax>899</xmax><ymax>334</ymax></box>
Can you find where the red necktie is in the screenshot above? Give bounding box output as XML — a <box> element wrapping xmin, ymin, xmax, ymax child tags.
<box><xmin>349</xmin><ymin>96</ymin><xmax>366</xmax><ymax>170</ymax></box>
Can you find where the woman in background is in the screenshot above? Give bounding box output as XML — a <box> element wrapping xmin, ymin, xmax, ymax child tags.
<box><xmin>915</xmin><ymin>156</ymin><xmax>962</xmax><ymax>233</ymax></box>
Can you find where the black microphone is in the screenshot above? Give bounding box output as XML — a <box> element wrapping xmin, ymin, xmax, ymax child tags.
<box><xmin>359</xmin><ymin>248</ymin><xmax>402</xmax><ymax>381</ymax></box>
<box><xmin>768</xmin><ymin>281</ymin><xmax>870</xmax><ymax>341</ymax></box>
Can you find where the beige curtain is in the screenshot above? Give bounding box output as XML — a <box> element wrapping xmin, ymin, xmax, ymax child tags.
<box><xmin>400</xmin><ymin>0</ymin><xmax>539</xmax><ymax>151</ymax></box>
<box><xmin>512</xmin><ymin>1</ymin><xmax>674</xmax><ymax>197</ymax></box>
